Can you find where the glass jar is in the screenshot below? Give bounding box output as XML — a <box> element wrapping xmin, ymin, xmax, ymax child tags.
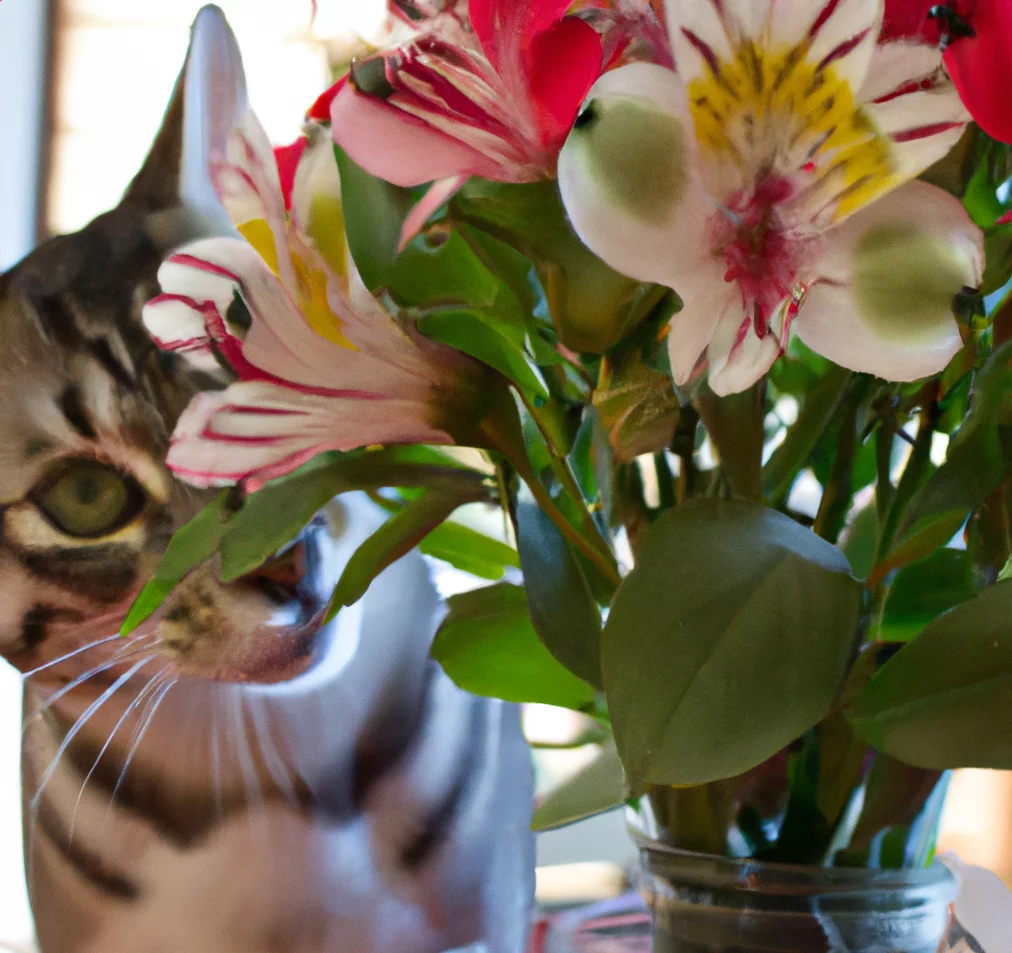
<box><xmin>638</xmin><ymin>841</ymin><xmax>957</xmax><ymax>953</ymax></box>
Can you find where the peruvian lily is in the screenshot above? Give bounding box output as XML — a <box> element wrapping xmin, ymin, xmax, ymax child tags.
<box><xmin>881</xmin><ymin>0</ymin><xmax>1012</xmax><ymax>144</ymax></box>
<box><xmin>326</xmin><ymin>0</ymin><xmax>606</xmax><ymax>186</ymax></box>
<box><xmin>575</xmin><ymin>0</ymin><xmax>674</xmax><ymax>69</ymax></box>
<box><xmin>558</xmin><ymin>0</ymin><xmax>984</xmax><ymax>395</ymax></box>
<box><xmin>142</xmin><ymin>110</ymin><xmax>479</xmax><ymax>487</ymax></box>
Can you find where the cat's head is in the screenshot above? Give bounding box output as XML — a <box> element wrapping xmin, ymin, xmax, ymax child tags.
<box><xmin>0</xmin><ymin>7</ymin><xmax>338</xmax><ymax>686</ymax></box>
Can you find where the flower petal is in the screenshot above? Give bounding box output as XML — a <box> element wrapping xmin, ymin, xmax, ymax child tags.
<box><xmin>856</xmin><ymin>39</ymin><xmax>940</xmax><ymax>104</ymax></box>
<box><xmin>796</xmin><ymin>181</ymin><xmax>980</xmax><ymax>381</ymax></box>
<box><xmin>666</xmin><ymin>280</ymin><xmax>733</xmax><ymax>386</ymax></box>
<box><xmin>707</xmin><ymin>299</ymin><xmax>781</xmax><ymax>396</ymax></box>
<box><xmin>803</xmin><ymin>0</ymin><xmax>881</xmax><ymax>92</ymax></box>
<box><xmin>288</xmin><ymin>123</ymin><xmax>347</xmax><ymax>277</ymax></box>
<box><xmin>273</xmin><ymin>137</ymin><xmax>306</xmax><ymax>212</ymax></box>
<box><xmin>399</xmin><ymin>175</ymin><xmax>469</xmax><ymax>250</ymax></box>
<box><xmin>468</xmin><ymin>0</ymin><xmax>573</xmax><ymax>71</ymax></box>
<box><xmin>859</xmin><ymin>43</ymin><xmax>969</xmax><ymax>182</ymax></box>
<box><xmin>152</xmin><ymin>238</ymin><xmax>429</xmax><ymax>397</ymax></box>
<box><xmin>557</xmin><ymin>63</ymin><xmax>715</xmax><ymax>296</ymax></box>
<box><xmin>526</xmin><ymin>16</ymin><xmax>604</xmax><ymax>148</ymax></box>
<box><xmin>663</xmin><ymin>0</ymin><xmax>733</xmax><ymax>85</ymax></box>
<box><xmin>168</xmin><ymin>382</ymin><xmax>450</xmax><ymax>487</ymax></box>
<box><xmin>943</xmin><ymin>0</ymin><xmax>1012</xmax><ymax>144</ymax></box>
<box><xmin>330</xmin><ymin>82</ymin><xmax>507</xmax><ymax>187</ymax></box>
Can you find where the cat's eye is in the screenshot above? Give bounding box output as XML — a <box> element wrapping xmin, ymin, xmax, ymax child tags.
<box><xmin>31</xmin><ymin>460</ymin><xmax>145</xmax><ymax>538</ymax></box>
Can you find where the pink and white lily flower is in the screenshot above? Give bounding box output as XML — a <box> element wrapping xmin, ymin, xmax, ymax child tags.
<box><xmin>558</xmin><ymin>0</ymin><xmax>984</xmax><ymax>395</ymax></box>
<box><xmin>143</xmin><ymin>111</ymin><xmax>477</xmax><ymax>488</ymax></box>
<box><xmin>327</xmin><ymin>0</ymin><xmax>606</xmax><ymax>187</ymax></box>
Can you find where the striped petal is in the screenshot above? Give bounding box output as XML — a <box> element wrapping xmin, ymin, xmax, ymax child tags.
<box><xmin>706</xmin><ymin>297</ymin><xmax>783</xmax><ymax>396</ymax></box>
<box><xmin>665</xmin><ymin>0</ymin><xmax>881</xmax><ymax>91</ymax></box>
<box><xmin>557</xmin><ymin>63</ymin><xmax>715</xmax><ymax>296</ymax></box>
<box><xmin>861</xmin><ymin>42</ymin><xmax>969</xmax><ymax>182</ymax></box>
<box><xmin>146</xmin><ymin>238</ymin><xmax>437</xmax><ymax>398</ymax></box>
<box><xmin>331</xmin><ymin>81</ymin><xmax>510</xmax><ymax>187</ymax></box>
<box><xmin>167</xmin><ymin>382</ymin><xmax>450</xmax><ymax>488</ymax></box>
<box><xmin>795</xmin><ymin>180</ymin><xmax>980</xmax><ymax>381</ymax></box>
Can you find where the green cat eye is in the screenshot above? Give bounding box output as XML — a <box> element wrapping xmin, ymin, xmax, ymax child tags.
<box><xmin>32</xmin><ymin>459</ymin><xmax>145</xmax><ymax>538</ymax></box>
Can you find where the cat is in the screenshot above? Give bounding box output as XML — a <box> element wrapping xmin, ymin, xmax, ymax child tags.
<box><xmin>0</xmin><ymin>7</ymin><xmax>533</xmax><ymax>952</ymax></box>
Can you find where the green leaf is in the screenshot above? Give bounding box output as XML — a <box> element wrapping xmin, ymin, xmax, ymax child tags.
<box><xmin>121</xmin><ymin>491</ymin><xmax>230</xmax><ymax>634</ymax></box>
<box><xmin>603</xmin><ymin>499</ymin><xmax>862</xmax><ymax>786</ymax></box>
<box><xmin>531</xmin><ymin>742</ymin><xmax>625</xmax><ymax>831</ymax></box>
<box><xmin>333</xmin><ymin>144</ymin><xmax>417</xmax><ymax>292</ymax></box>
<box><xmin>451</xmin><ymin>179</ymin><xmax>654</xmax><ymax>354</ymax></box>
<box><xmin>390</xmin><ymin>229</ymin><xmax>525</xmax><ymax>328</ymax></box>
<box><xmin>878</xmin><ymin>341</ymin><xmax>1012</xmax><ymax>579</ymax></box>
<box><xmin>432</xmin><ymin>583</ymin><xmax>596</xmax><ymax>710</ymax></box>
<box><xmin>328</xmin><ymin>485</ymin><xmax>484</xmax><ymax>612</ymax></box>
<box><xmin>841</xmin><ymin>504</ymin><xmax>879</xmax><ymax>581</ymax></box>
<box><xmin>219</xmin><ymin>451</ymin><xmax>488</xmax><ymax>582</ymax></box>
<box><xmin>418</xmin><ymin>519</ymin><xmax>519</xmax><ymax>580</ymax></box>
<box><xmin>417</xmin><ymin>308</ymin><xmax>549</xmax><ymax>401</ymax></box>
<box><xmin>514</xmin><ymin>486</ymin><xmax>604</xmax><ymax>689</ymax></box>
<box><xmin>880</xmin><ymin>548</ymin><xmax>977</xmax><ymax>642</ymax></box>
<box><xmin>848</xmin><ymin>581</ymin><xmax>1012</xmax><ymax>769</ymax></box>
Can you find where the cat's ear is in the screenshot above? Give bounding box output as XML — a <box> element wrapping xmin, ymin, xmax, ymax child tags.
<box><xmin>123</xmin><ymin>5</ymin><xmax>246</xmax><ymax>238</ymax></box>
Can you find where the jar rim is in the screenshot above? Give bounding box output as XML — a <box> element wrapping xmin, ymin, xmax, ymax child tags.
<box><xmin>636</xmin><ymin>838</ymin><xmax>958</xmax><ymax>898</ymax></box>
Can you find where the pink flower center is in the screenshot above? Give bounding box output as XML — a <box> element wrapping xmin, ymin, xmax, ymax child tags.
<box><xmin>711</xmin><ymin>176</ymin><xmax>808</xmax><ymax>339</ymax></box>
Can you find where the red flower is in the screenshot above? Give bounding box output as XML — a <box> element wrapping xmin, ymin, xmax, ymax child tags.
<box><xmin>883</xmin><ymin>0</ymin><xmax>1012</xmax><ymax>143</ymax></box>
<box><xmin>326</xmin><ymin>0</ymin><xmax>605</xmax><ymax>185</ymax></box>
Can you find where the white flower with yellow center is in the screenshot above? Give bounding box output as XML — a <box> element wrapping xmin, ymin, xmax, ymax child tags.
<box><xmin>559</xmin><ymin>0</ymin><xmax>984</xmax><ymax>394</ymax></box>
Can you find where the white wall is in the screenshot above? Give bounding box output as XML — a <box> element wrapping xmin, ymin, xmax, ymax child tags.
<box><xmin>0</xmin><ymin>0</ymin><xmax>46</xmax><ymax>270</ymax></box>
<box><xmin>0</xmin><ymin>1</ymin><xmax>46</xmax><ymax>947</ymax></box>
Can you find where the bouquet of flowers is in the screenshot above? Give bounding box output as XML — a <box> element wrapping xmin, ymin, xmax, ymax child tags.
<box><xmin>135</xmin><ymin>0</ymin><xmax>1012</xmax><ymax>946</ymax></box>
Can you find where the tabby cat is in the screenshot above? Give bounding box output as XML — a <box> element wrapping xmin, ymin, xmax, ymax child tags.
<box><xmin>0</xmin><ymin>8</ymin><xmax>533</xmax><ymax>952</ymax></box>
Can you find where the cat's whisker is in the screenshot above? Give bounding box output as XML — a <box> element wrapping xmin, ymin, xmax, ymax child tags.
<box><xmin>67</xmin><ymin>661</ymin><xmax>170</xmax><ymax>844</ymax></box>
<box><xmin>111</xmin><ymin>665</ymin><xmax>171</xmax><ymax>787</ymax></box>
<box><xmin>30</xmin><ymin>654</ymin><xmax>159</xmax><ymax>815</ymax></box>
<box><xmin>21</xmin><ymin>633</ymin><xmax>123</xmax><ymax>680</ymax></box>
<box><xmin>22</xmin><ymin>634</ymin><xmax>157</xmax><ymax>733</ymax></box>
<box><xmin>103</xmin><ymin>674</ymin><xmax>178</xmax><ymax>830</ymax></box>
<box><xmin>245</xmin><ymin>693</ymin><xmax>297</xmax><ymax>807</ymax></box>
<box><xmin>230</xmin><ymin>687</ymin><xmax>266</xmax><ymax>840</ymax></box>
<box><xmin>210</xmin><ymin>695</ymin><xmax>223</xmax><ymax>817</ymax></box>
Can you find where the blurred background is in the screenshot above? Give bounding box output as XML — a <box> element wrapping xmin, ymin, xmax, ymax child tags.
<box><xmin>0</xmin><ymin>0</ymin><xmax>1010</xmax><ymax>948</ymax></box>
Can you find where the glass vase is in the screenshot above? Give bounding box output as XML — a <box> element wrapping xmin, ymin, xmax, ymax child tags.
<box><xmin>637</xmin><ymin>841</ymin><xmax>958</xmax><ymax>953</ymax></box>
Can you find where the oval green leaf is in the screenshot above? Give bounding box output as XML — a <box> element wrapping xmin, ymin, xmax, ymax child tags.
<box><xmin>432</xmin><ymin>583</ymin><xmax>596</xmax><ymax>711</ymax></box>
<box><xmin>603</xmin><ymin>498</ymin><xmax>861</xmax><ymax>786</ymax></box>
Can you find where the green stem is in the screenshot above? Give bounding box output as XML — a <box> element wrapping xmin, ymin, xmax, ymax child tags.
<box><xmin>694</xmin><ymin>383</ymin><xmax>765</xmax><ymax>502</ymax></box>
<box><xmin>812</xmin><ymin>379</ymin><xmax>867</xmax><ymax>543</ymax></box>
<box><xmin>518</xmin><ymin>390</ymin><xmax>620</xmax><ymax>576</ymax></box>
<box><xmin>476</xmin><ymin>389</ymin><xmax>621</xmax><ymax>588</ymax></box>
<box><xmin>873</xmin><ymin>399</ymin><xmax>940</xmax><ymax>568</ymax></box>
<box><xmin>867</xmin><ymin>394</ymin><xmax>940</xmax><ymax>598</ymax></box>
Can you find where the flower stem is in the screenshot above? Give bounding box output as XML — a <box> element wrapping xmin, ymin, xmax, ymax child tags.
<box><xmin>476</xmin><ymin>386</ymin><xmax>621</xmax><ymax>588</ymax></box>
